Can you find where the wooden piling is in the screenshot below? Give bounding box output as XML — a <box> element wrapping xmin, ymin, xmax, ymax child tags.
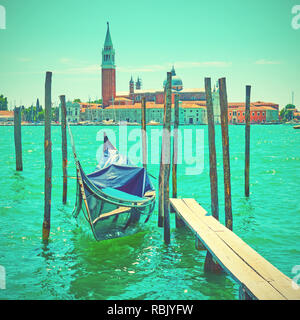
<box><xmin>158</xmin><ymin>150</ymin><xmax>164</xmax><ymax>227</ymax></box>
<box><xmin>60</xmin><ymin>95</ymin><xmax>67</xmax><ymax>204</ymax></box>
<box><xmin>205</xmin><ymin>78</ymin><xmax>219</xmax><ymax>220</ymax></box>
<box><xmin>219</xmin><ymin>77</ymin><xmax>233</xmax><ymax>231</ymax></box>
<box><xmin>159</xmin><ymin>72</ymin><xmax>172</xmax><ymax>243</ymax></box>
<box><xmin>245</xmin><ymin>85</ymin><xmax>251</xmax><ymax>197</ymax></box>
<box><xmin>172</xmin><ymin>94</ymin><xmax>179</xmax><ymax>199</ymax></box>
<box><xmin>172</xmin><ymin>94</ymin><xmax>184</xmax><ymax>227</ymax></box>
<box><xmin>203</xmin><ymin>77</ymin><xmax>223</xmax><ymax>272</ymax></box>
<box><xmin>141</xmin><ymin>97</ymin><xmax>147</xmax><ymax>170</ymax></box>
<box><xmin>158</xmin><ymin>86</ymin><xmax>167</xmax><ymax>228</ymax></box>
<box><xmin>14</xmin><ymin>107</ymin><xmax>23</xmax><ymax>171</ymax></box>
<box><xmin>43</xmin><ymin>71</ymin><xmax>52</xmax><ymax>241</ymax></box>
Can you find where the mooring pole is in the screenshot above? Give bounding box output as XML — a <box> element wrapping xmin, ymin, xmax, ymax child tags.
<box><xmin>160</xmin><ymin>72</ymin><xmax>172</xmax><ymax>244</ymax></box>
<box><xmin>163</xmin><ymin>72</ymin><xmax>172</xmax><ymax>244</ymax></box>
<box><xmin>141</xmin><ymin>97</ymin><xmax>147</xmax><ymax>170</ymax></box>
<box><xmin>158</xmin><ymin>86</ymin><xmax>167</xmax><ymax>228</ymax></box>
<box><xmin>172</xmin><ymin>94</ymin><xmax>184</xmax><ymax>227</ymax></box>
<box><xmin>43</xmin><ymin>71</ymin><xmax>52</xmax><ymax>241</ymax></box>
<box><xmin>203</xmin><ymin>77</ymin><xmax>223</xmax><ymax>272</ymax></box>
<box><xmin>219</xmin><ymin>77</ymin><xmax>233</xmax><ymax>231</ymax></box>
<box><xmin>205</xmin><ymin>78</ymin><xmax>219</xmax><ymax>220</ymax></box>
<box><xmin>172</xmin><ymin>94</ymin><xmax>179</xmax><ymax>199</ymax></box>
<box><xmin>245</xmin><ymin>85</ymin><xmax>251</xmax><ymax>197</ymax></box>
<box><xmin>14</xmin><ymin>107</ymin><xmax>23</xmax><ymax>171</ymax></box>
<box><xmin>60</xmin><ymin>95</ymin><xmax>67</xmax><ymax>204</ymax></box>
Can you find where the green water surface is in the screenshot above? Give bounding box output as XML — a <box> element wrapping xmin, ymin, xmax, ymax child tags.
<box><xmin>0</xmin><ymin>124</ymin><xmax>299</xmax><ymax>300</ymax></box>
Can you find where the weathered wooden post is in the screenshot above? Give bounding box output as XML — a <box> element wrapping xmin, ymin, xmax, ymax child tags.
<box><xmin>14</xmin><ymin>107</ymin><xmax>23</xmax><ymax>171</ymax></box>
<box><xmin>205</xmin><ymin>78</ymin><xmax>219</xmax><ymax>220</ymax></box>
<box><xmin>42</xmin><ymin>71</ymin><xmax>52</xmax><ymax>241</ymax></box>
<box><xmin>163</xmin><ymin>72</ymin><xmax>172</xmax><ymax>244</ymax></box>
<box><xmin>245</xmin><ymin>85</ymin><xmax>251</xmax><ymax>197</ymax></box>
<box><xmin>158</xmin><ymin>86</ymin><xmax>167</xmax><ymax>228</ymax></box>
<box><xmin>159</xmin><ymin>72</ymin><xmax>172</xmax><ymax>243</ymax></box>
<box><xmin>172</xmin><ymin>94</ymin><xmax>179</xmax><ymax>199</ymax></box>
<box><xmin>60</xmin><ymin>95</ymin><xmax>67</xmax><ymax>204</ymax></box>
<box><xmin>172</xmin><ymin>94</ymin><xmax>184</xmax><ymax>227</ymax></box>
<box><xmin>219</xmin><ymin>77</ymin><xmax>233</xmax><ymax>231</ymax></box>
<box><xmin>141</xmin><ymin>97</ymin><xmax>147</xmax><ymax>170</ymax></box>
<box><xmin>203</xmin><ymin>77</ymin><xmax>222</xmax><ymax>272</ymax></box>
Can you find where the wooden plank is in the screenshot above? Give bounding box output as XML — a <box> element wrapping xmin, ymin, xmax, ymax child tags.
<box><xmin>170</xmin><ymin>198</ymin><xmax>286</xmax><ymax>300</ymax></box>
<box><xmin>182</xmin><ymin>199</ymin><xmax>208</xmax><ymax>216</ymax></box>
<box><xmin>93</xmin><ymin>207</ymin><xmax>131</xmax><ymax>225</ymax></box>
<box><xmin>182</xmin><ymin>199</ymin><xmax>225</xmax><ymax>232</ymax></box>
<box><xmin>144</xmin><ymin>190</ymin><xmax>155</xmax><ymax>197</ymax></box>
<box><xmin>217</xmin><ymin>229</ymin><xmax>300</xmax><ymax>300</ymax></box>
<box><xmin>174</xmin><ymin>198</ymin><xmax>300</xmax><ymax>300</ymax></box>
<box><xmin>183</xmin><ymin>199</ymin><xmax>298</xmax><ymax>298</ymax></box>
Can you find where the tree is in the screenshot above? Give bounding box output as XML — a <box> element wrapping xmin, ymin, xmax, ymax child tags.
<box><xmin>280</xmin><ymin>105</ymin><xmax>296</xmax><ymax>122</ymax></box>
<box><xmin>37</xmin><ymin>110</ymin><xmax>45</xmax><ymax>121</ymax></box>
<box><xmin>51</xmin><ymin>107</ymin><xmax>59</xmax><ymax>122</ymax></box>
<box><xmin>0</xmin><ymin>95</ymin><xmax>8</xmax><ymax>111</ymax></box>
<box><xmin>36</xmin><ymin>98</ymin><xmax>42</xmax><ymax>113</ymax></box>
<box><xmin>285</xmin><ymin>104</ymin><xmax>296</xmax><ymax>110</ymax></box>
<box><xmin>74</xmin><ymin>98</ymin><xmax>81</xmax><ymax>103</ymax></box>
<box><xmin>90</xmin><ymin>99</ymin><xmax>102</xmax><ymax>104</ymax></box>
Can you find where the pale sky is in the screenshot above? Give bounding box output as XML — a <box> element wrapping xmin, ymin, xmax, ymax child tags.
<box><xmin>0</xmin><ymin>0</ymin><xmax>299</xmax><ymax>109</ymax></box>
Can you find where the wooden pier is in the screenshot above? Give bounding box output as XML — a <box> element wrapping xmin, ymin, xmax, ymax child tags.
<box><xmin>170</xmin><ymin>198</ymin><xmax>300</xmax><ymax>300</ymax></box>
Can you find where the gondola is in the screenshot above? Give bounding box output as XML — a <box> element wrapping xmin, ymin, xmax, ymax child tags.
<box><xmin>68</xmin><ymin>124</ymin><xmax>156</xmax><ymax>241</ymax></box>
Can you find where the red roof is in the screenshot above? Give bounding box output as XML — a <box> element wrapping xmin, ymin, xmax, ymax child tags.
<box><xmin>229</xmin><ymin>101</ymin><xmax>279</xmax><ymax>109</ymax></box>
<box><xmin>228</xmin><ymin>106</ymin><xmax>277</xmax><ymax>112</ymax></box>
<box><xmin>0</xmin><ymin>111</ymin><xmax>14</xmax><ymax>117</ymax></box>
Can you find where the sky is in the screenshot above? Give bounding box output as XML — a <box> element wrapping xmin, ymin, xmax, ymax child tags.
<box><xmin>0</xmin><ymin>0</ymin><xmax>299</xmax><ymax>109</ymax></box>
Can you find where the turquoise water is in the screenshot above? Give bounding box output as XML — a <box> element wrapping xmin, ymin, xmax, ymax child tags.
<box><xmin>0</xmin><ymin>124</ymin><xmax>300</xmax><ymax>300</ymax></box>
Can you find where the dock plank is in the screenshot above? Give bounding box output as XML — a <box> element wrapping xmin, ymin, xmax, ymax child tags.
<box><xmin>170</xmin><ymin>198</ymin><xmax>300</xmax><ymax>300</ymax></box>
<box><xmin>182</xmin><ymin>199</ymin><xmax>300</xmax><ymax>300</ymax></box>
<box><xmin>93</xmin><ymin>207</ymin><xmax>131</xmax><ymax>225</ymax></box>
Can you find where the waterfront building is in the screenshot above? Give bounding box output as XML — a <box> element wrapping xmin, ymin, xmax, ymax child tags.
<box><xmin>98</xmin><ymin>102</ymin><xmax>208</xmax><ymax>125</ymax></box>
<box><xmin>70</xmin><ymin>23</ymin><xmax>275</xmax><ymax>125</ymax></box>
<box><xmin>59</xmin><ymin>101</ymin><xmax>80</xmax><ymax>123</ymax></box>
<box><xmin>0</xmin><ymin>110</ymin><xmax>14</xmax><ymax>122</ymax></box>
<box><xmin>228</xmin><ymin>104</ymin><xmax>279</xmax><ymax>124</ymax></box>
<box><xmin>102</xmin><ymin>102</ymin><xmax>185</xmax><ymax>124</ymax></box>
<box><xmin>128</xmin><ymin>69</ymin><xmax>206</xmax><ymax>104</ymax></box>
<box><xmin>101</xmin><ymin>22</ymin><xmax>116</xmax><ymax>107</ymax></box>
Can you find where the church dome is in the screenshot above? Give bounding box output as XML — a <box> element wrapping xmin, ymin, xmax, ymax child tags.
<box><xmin>163</xmin><ymin>66</ymin><xmax>183</xmax><ymax>91</ymax></box>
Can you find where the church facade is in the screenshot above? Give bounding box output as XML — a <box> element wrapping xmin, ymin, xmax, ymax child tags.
<box><xmin>100</xmin><ymin>23</ymin><xmax>212</xmax><ymax>124</ymax></box>
<box><xmin>95</xmin><ymin>23</ymin><xmax>277</xmax><ymax>125</ymax></box>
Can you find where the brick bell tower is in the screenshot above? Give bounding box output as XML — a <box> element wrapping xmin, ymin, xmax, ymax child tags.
<box><xmin>102</xmin><ymin>22</ymin><xmax>116</xmax><ymax>107</ymax></box>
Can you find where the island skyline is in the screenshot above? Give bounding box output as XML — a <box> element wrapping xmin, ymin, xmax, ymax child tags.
<box><xmin>0</xmin><ymin>0</ymin><xmax>299</xmax><ymax>109</ymax></box>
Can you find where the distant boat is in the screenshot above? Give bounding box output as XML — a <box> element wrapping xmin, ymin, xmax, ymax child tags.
<box><xmin>102</xmin><ymin>119</ymin><xmax>115</xmax><ymax>125</ymax></box>
<box><xmin>68</xmin><ymin>125</ymin><xmax>156</xmax><ymax>241</ymax></box>
<box><xmin>147</xmin><ymin>120</ymin><xmax>160</xmax><ymax>126</ymax></box>
<box><xmin>294</xmin><ymin>125</ymin><xmax>300</xmax><ymax>129</ymax></box>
